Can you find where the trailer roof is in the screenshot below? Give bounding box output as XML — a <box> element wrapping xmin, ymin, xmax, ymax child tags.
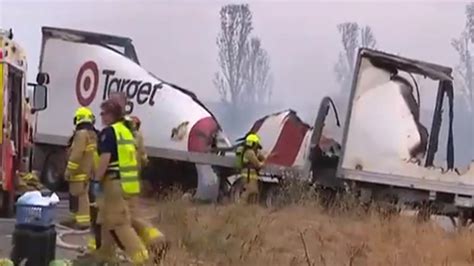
<box><xmin>360</xmin><ymin>48</ymin><xmax>453</xmax><ymax>82</ymax></box>
<box><xmin>42</xmin><ymin>27</ymin><xmax>133</xmax><ymax>47</ymax></box>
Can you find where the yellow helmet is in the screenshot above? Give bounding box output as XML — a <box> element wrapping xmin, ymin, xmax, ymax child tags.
<box><xmin>245</xmin><ymin>133</ymin><xmax>261</xmax><ymax>148</ymax></box>
<box><xmin>74</xmin><ymin>107</ymin><xmax>94</xmax><ymax>125</ymax></box>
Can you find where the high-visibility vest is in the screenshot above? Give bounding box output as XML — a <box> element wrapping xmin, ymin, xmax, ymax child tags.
<box><xmin>108</xmin><ymin>121</ymin><xmax>140</xmax><ymax>196</ymax></box>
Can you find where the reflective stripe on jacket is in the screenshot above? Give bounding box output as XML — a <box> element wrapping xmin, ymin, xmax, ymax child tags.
<box><xmin>65</xmin><ymin>128</ymin><xmax>98</xmax><ymax>182</ymax></box>
<box><xmin>240</xmin><ymin>148</ymin><xmax>263</xmax><ymax>180</ymax></box>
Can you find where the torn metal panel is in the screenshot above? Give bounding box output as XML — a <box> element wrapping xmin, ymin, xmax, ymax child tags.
<box><xmin>245</xmin><ymin>109</ymin><xmax>338</xmax><ymax>169</ymax></box>
<box><xmin>338</xmin><ymin>49</ymin><xmax>474</xmax><ymax>195</ymax></box>
<box><xmin>360</xmin><ymin>48</ymin><xmax>453</xmax><ymax>81</ymax></box>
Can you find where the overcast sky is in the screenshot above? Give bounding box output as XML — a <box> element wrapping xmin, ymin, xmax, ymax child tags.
<box><xmin>0</xmin><ymin>0</ymin><xmax>469</xmax><ymax>108</ymax></box>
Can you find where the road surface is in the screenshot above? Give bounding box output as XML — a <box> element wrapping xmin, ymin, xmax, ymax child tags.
<box><xmin>0</xmin><ymin>200</ymin><xmax>86</xmax><ymax>260</ymax></box>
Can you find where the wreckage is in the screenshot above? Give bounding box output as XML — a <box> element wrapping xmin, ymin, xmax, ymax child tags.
<box><xmin>31</xmin><ymin>27</ymin><xmax>231</xmax><ymax>201</ymax></box>
<box><xmin>224</xmin><ymin>48</ymin><xmax>474</xmax><ymax>223</ymax></box>
<box><xmin>326</xmin><ymin>48</ymin><xmax>474</xmax><ymax>222</ymax></box>
<box><xmin>26</xmin><ymin>26</ymin><xmax>474</xmax><ymax>222</ymax></box>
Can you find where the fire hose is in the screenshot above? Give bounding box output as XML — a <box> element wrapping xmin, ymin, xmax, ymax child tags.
<box><xmin>54</xmin><ymin>224</ymin><xmax>88</xmax><ymax>253</ymax></box>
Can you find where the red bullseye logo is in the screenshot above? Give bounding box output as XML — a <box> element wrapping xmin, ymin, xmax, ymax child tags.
<box><xmin>76</xmin><ymin>61</ymin><xmax>99</xmax><ymax>106</ymax></box>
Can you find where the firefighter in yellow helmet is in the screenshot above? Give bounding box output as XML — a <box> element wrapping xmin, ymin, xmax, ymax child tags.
<box><xmin>92</xmin><ymin>99</ymin><xmax>149</xmax><ymax>265</ymax></box>
<box><xmin>109</xmin><ymin>92</ymin><xmax>165</xmax><ymax>249</ymax></box>
<box><xmin>61</xmin><ymin>107</ymin><xmax>97</xmax><ymax>230</ymax></box>
<box><xmin>129</xmin><ymin>116</ymin><xmax>149</xmax><ymax>170</ymax></box>
<box><xmin>239</xmin><ymin>133</ymin><xmax>266</xmax><ymax>204</ymax></box>
<box><xmin>126</xmin><ymin>115</ymin><xmax>166</xmax><ymax>253</ymax></box>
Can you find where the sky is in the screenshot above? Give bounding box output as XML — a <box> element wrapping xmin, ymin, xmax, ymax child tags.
<box><xmin>0</xmin><ymin>0</ymin><xmax>469</xmax><ymax>109</ymax></box>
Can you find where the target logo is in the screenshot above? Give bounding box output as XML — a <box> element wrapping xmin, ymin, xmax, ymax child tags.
<box><xmin>76</xmin><ymin>61</ymin><xmax>99</xmax><ymax>106</ymax></box>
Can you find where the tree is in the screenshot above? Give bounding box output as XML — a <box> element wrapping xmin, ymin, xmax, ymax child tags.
<box><xmin>334</xmin><ymin>22</ymin><xmax>377</xmax><ymax>92</ymax></box>
<box><xmin>452</xmin><ymin>3</ymin><xmax>474</xmax><ymax>111</ymax></box>
<box><xmin>214</xmin><ymin>4</ymin><xmax>273</xmax><ymax>107</ymax></box>
<box><xmin>242</xmin><ymin>37</ymin><xmax>273</xmax><ymax>104</ymax></box>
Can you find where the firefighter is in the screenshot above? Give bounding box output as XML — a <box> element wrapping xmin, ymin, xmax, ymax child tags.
<box><xmin>130</xmin><ymin>116</ymin><xmax>148</xmax><ymax>170</ymax></box>
<box><xmin>61</xmin><ymin>107</ymin><xmax>97</xmax><ymax>229</ymax></box>
<box><xmin>86</xmin><ymin>91</ymin><xmax>127</xmax><ymax>254</ymax></box>
<box><xmin>92</xmin><ymin>99</ymin><xmax>149</xmax><ymax>265</ymax></box>
<box><xmin>109</xmin><ymin>92</ymin><xmax>166</xmax><ymax>249</ymax></box>
<box><xmin>239</xmin><ymin>133</ymin><xmax>266</xmax><ymax>204</ymax></box>
<box><xmin>126</xmin><ymin>115</ymin><xmax>166</xmax><ymax>254</ymax></box>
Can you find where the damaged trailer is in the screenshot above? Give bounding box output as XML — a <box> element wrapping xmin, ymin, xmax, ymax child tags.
<box><xmin>31</xmin><ymin>27</ymin><xmax>232</xmax><ymax>201</ymax></box>
<box><xmin>30</xmin><ymin>26</ymin><xmax>474</xmax><ymax>221</ymax></box>
<box><xmin>31</xmin><ymin>27</ymin><xmax>344</xmax><ymax>204</ymax></box>
<box><xmin>230</xmin><ymin>49</ymin><xmax>474</xmax><ymax>224</ymax></box>
<box><xmin>333</xmin><ymin>48</ymin><xmax>474</xmax><ymax>224</ymax></box>
<box><xmin>224</xmin><ymin>108</ymin><xmax>342</xmax><ymax>207</ymax></box>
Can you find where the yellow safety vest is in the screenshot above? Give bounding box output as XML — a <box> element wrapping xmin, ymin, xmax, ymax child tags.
<box><xmin>108</xmin><ymin>121</ymin><xmax>140</xmax><ymax>196</ymax></box>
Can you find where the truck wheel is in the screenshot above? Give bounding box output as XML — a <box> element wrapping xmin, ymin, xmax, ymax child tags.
<box><xmin>230</xmin><ymin>178</ymin><xmax>244</xmax><ymax>203</ymax></box>
<box><xmin>264</xmin><ymin>185</ymin><xmax>286</xmax><ymax>209</ymax></box>
<box><xmin>217</xmin><ymin>177</ymin><xmax>232</xmax><ymax>204</ymax></box>
<box><xmin>41</xmin><ymin>152</ymin><xmax>65</xmax><ymax>191</ymax></box>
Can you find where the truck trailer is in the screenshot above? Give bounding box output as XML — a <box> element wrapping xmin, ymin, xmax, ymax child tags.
<box><xmin>31</xmin><ymin>27</ymin><xmax>233</xmax><ymax>201</ymax></box>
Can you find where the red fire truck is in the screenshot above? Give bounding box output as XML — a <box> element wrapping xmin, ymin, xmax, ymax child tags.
<box><xmin>0</xmin><ymin>29</ymin><xmax>47</xmax><ymax>216</ymax></box>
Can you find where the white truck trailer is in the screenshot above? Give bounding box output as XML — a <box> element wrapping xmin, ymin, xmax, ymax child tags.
<box><xmin>31</xmin><ymin>27</ymin><xmax>232</xmax><ymax>201</ymax></box>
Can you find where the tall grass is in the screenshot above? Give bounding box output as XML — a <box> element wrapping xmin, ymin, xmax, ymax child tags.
<box><xmin>143</xmin><ymin>184</ymin><xmax>474</xmax><ymax>266</ymax></box>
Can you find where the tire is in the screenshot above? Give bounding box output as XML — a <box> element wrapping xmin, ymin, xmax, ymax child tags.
<box><xmin>217</xmin><ymin>177</ymin><xmax>232</xmax><ymax>204</ymax></box>
<box><xmin>229</xmin><ymin>177</ymin><xmax>245</xmax><ymax>203</ymax></box>
<box><xmin>264</xmin><ymin>185</ymin><xmax>286</xmax><ymax>209</ymax></box>
<box><xmin>41</xmin><ymin>151</ymin><xmax>66</xmax><ymax>192</ymax></box>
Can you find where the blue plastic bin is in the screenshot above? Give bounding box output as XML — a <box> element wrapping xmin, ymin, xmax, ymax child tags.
<box><xmin>15</xmin><ymin>204</ymin><xmax>56</xmax><ymax>228</ymax></box>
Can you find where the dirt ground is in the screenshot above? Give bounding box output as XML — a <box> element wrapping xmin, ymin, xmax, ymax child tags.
<box><xmin>148</xmin><ymin>197</ymin><xmax>474</xmax><ymax>266</ymax></box>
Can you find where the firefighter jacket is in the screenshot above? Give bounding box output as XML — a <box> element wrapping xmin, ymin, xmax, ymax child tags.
<box><xmin>134</xmin><ymin>129</ymin><xmax>148</xmax><ymax>170</ymax></box>
<box><xmin>123</xmin><ymin>116</ymin><xmax>148</xmax><ymax>170</ymax></box>
<box><xmin>240</xmin><ymin>148</ymin><xmax>265</xmax><ymax>180</ymax></box>
<box><xmin>65</xmin><ymin>123</ymin><xmax>98</xmax><ymax>182</ymax></box>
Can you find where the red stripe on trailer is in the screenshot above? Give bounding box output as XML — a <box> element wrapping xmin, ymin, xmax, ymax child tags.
<box><xmin>266</xmin><ymin>112</ymin><xmax>310</xmax><ymax>166</ymax></box>
<box><xmin>188</xmin><ymin>116</ymin><xmax>219</xmax><ymax>152</ymax></box>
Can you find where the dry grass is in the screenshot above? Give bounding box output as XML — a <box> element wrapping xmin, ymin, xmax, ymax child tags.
<box><xmin>140</xmin><ymin>187</ymin><xmax>474</xmax><ymax>266</ymax></box>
